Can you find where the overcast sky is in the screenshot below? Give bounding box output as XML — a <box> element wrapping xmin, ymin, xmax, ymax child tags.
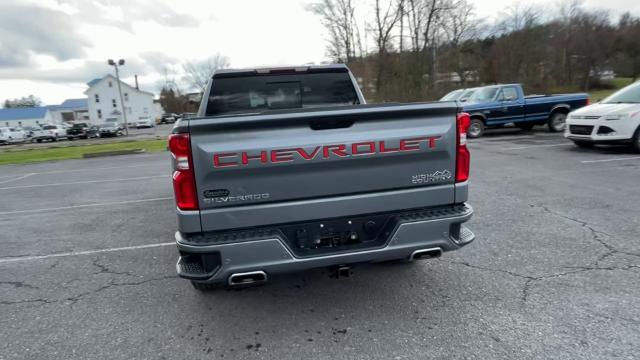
<box><xmin>1</xmin><ymin>0</ymin><xmax>638</xmax><ymax>106</ymax></box>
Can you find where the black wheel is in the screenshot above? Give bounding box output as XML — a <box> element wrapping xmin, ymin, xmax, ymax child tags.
<box><xmin>632</xmin><ymin>127</ymin><xmax>640</xmax><ymax>153</ymax></box>
<box><xmin>572</xmin><ymin>140</ymin><xmax>595</xmax><ymax>148</ymax></box>
<box><xmin>517</xmin><ymin>123</ymin><xmax>535</xmax><ymax>131</ymax></box>
<box><xmin>548</xmin><ymin>112</ymin><xmax>567</xmax><ymax>132</ymax></box>
<box><xmin>467</xmin><ymin>118</ymin><xmax>485</xmax><ymax>138</ymax></box>
<box><xmin>190</xmin><ymin>281</ymin><xmax>222</xmax><ymax>291</ymax></box>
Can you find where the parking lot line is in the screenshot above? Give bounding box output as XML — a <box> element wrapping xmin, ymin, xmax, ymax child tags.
<box><xmin>501</xmin><ymin>143</ymin><xmax>573</xmax><ymax>151</ymax></box>
<box><xmin>4</xmin><ymin>162</ymin><xmax>167</xmax><ymax>177</ymax></box>
<box><xmin>0</xmin><ymin>242</ymin><xmax>175</xmax><ymax>265</ymax></box>
<box><xmin>0</xmin><ymin>196</ymin><xmax>173</xmax><ymax>215</ymax></box>
<box><xmin>581</xmin><ymin>156</ymin><xmax>640</xmax><ymax>164</ymax></box>
<box><xmin>0</xmin><ymin>175</ymin><xmax>168</xmax><ymax>191</ymax></box>
<box><xmin>0</xmin><ymin>173</ymin><xmax>34</xmax><ymax>185</ymax></box>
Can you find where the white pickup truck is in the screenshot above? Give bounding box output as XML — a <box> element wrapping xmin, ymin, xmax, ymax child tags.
<box><xmin>0</xmin><ymin>127</ymin><xmax>26</xmax><ymax>144</ymax></box>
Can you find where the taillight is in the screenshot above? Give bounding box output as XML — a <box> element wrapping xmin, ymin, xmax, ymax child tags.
<box><xmin>456</xmin><ymin>112</ymin><xmax>471</xmax><ymax>183</ymax></box>
<box><xmin>586</xmin><ymin>98</ymin><xmax>591</xmax><ymax>106</ymax></box>
<box><xmin>168</xmin><ymin>133</ymin><xmax>198</xmax><ymax>210</ymax></box>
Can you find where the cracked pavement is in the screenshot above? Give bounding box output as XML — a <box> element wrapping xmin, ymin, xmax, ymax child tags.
<box><xmin>1</xmin><ymin>128</ymin><xmax>639</xmax><ymax>359</ymax></box>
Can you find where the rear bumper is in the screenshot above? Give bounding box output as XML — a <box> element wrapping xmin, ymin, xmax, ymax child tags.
<box><xmin>175</xmin><ymin>203</ymin><xmax>474</xmax><ymax>284</ymax></box>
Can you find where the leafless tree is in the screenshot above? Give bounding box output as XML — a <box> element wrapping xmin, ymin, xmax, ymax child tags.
<box><xmin>309</xmin><ymin>0</ymin><xmax>362</xmax><ymax>62</ymax></box>
<box><xmin>369</xmin><ymin>0</ymin><xmax>403</xmax><ymax>55</ymax></box>
<box><xmin>444</xmin><ymin>0</ymin><xmax>476</xmax><ymax>46</ymax></box>
<box><xmin>398</xmin><ymin>0</ymin><xmax>405</xmax><ymax>52</ymax></box>
<box><xmin>442</xmin><ymin>0</ymin><xmax>478</xmax><ymax>86</ymax></box>
<box><xmin>182</xmin><ymin>53</ymin><xmax>229</xmax><ymax>92</ymax></box>
<box><xmin>497</xmin><ymin>3</ymin><xmax>542</xmax><ymax>33</ymax></box>
<box><xmin>366</xmin><ymin>0</ymin><xmax>404</xmax><ymax>95</ymax></box>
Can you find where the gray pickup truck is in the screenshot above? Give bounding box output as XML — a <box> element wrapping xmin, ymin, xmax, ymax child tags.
<box><xmin>169</xmin><ymin>64</ymin><xmax>475</xmax><ymax>290</ymax></box>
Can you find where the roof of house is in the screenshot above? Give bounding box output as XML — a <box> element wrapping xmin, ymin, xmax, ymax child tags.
<box><xmin>59</xmin><ymin>98</ymin><xmax>88</xmax><ymax>109</ymax></box>
<box><xmin>0</xmin><ymin>107</ymin><xmax>49</xmax><ymax>121</ymax></box>
<box><xmin>85</xmin><ymin>74</ymin><xmax>154</xmax><ymax>96</ymax></box>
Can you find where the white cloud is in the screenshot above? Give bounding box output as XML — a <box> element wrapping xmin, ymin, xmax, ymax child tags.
<box><xmin>1</xmin><ymin>0</ymin><xmax>639</xmax><ymax>105</ymax></box>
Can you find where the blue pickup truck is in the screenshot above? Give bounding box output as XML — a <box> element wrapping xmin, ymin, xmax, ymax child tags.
<box><xmin>459</xmin><ymin>84</ymin><xmax>589</xmax><ymax>138</ymax></box>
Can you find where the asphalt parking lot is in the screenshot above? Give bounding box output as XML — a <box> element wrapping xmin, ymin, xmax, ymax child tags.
<box><xmin>1</xmin><ymin>127</ymin><xmax>639</xmax><ymax>360</ymax></box>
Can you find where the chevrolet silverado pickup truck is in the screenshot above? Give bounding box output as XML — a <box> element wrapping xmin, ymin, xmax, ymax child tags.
<box><xmin>462</xmin><ymin>84</ymin><xmax>589</xmax><ymax>137</ymax></box>
<box><xmin>170</xmin><ymin>64</ymin><xmax>474</xmax><ymax>290</ymax></box>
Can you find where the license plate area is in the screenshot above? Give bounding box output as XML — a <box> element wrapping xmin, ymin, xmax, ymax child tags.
<box><xmin>279</xmin><ymin>213</ymin><xmax>398</xmax><ymax>257</ymax></box>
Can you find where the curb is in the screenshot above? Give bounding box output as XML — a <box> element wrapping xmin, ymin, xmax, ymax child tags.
<box><xmin>82</xmin><ymin>149</ymin><xmax>146</xmax><ymax>158</ymax></box>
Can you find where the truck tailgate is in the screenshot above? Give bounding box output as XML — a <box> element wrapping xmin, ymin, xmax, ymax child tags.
<box><xmin>188</xmin><ymin>102</ymin><xmax>459</xmax><ymax>232</ymax></box>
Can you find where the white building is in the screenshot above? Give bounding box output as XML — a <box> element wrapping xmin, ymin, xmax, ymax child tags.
<box><xmin>153</xmin><ymin>100</ymin><xmax>165</xmax><ymax>121</ymax></box>
<box><xmin>85</xmin><ymin>75</ymin><xmax>155</xmax><ymax>125</ymax></box>
<box><xmin>48</xmin><ymin>98</ymin><xmax>89</xmax><ymax>123</ymax></box>
<box><xmin>0</xmin><ymin>107</ymin><xmax>54</xmax><ymax>128</ymax></box>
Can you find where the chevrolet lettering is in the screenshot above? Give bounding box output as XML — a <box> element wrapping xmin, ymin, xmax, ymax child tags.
<box><xmin>213</xmin><ymin>136</ymin><xmax>442</xmax><ymax>168</ymax></box>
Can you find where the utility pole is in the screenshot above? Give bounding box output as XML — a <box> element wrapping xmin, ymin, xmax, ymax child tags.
<box><xmin>108</xmin><ymin>59</ymin><xmax>128</xmax><ymax>136</ymax></box>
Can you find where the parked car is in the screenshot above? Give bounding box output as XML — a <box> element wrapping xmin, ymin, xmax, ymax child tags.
<box><xmin>40</xmin><ymin>124</ymin><xmax>67</xmax><ymax>141</ymax></box>
<box><xmin>159</xmin><ymin>113</ymin><xmax>178</xmax><ymax>124</ymax></box>
<box><xmin>566</xmin><ymin>81</ymin><xmax>640</xmax><ymax>151</ymax></box>
<box><xmin>67</xmin><ymin>122</ymin><xmax>99</xmax><ymax>140</ymax></box>
<box><xmin>458</xmin><ymin>88</ymin><xmax>478</xmax><ymax>102</ymax></box>
<box><xmin>440</xmin><ymin>88</ymin><xmax>477</xmax><ymax>102</ymax></box>
<box><xmin>171</xmin><ymin>64</ymin><xmax>474</xmax><ymax>290</ymax></box>
<box><xmin>0</xmin><ymin>127</ymin><xmax>26</xmax><ymax>144</ymax></box>
<box><xmin>136</xmin><ymin>117</ymin><xmax>154</xmax><ymax>128</ymax></box>
<box><xmin>98</xmin><ymin>122</ymin><xmax>124</xmax><ymax>137</ymax></box>
<box><xmin>461</xmin><ymin>84</ymin><xmax>589</xmax><ymax>137</ymax></box>
<box><xmin>20</xmin><ymin>126</ymin><xmax>40</xmax><ymax>140</ymax></box>
<box><xmin>440</xmin><ymin>89</ymin><xmax>464</xmax><ymax>101</ymax></box>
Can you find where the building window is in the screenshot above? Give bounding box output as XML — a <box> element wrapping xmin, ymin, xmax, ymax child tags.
<box><xmin>95</xmin><ymin>94</ymin><xmax>100</xmax><ymax>103</ymax></box>
<box><xmin>143</xmin><ymin>107</ymin><xmax>149</xmax><ymax>114</ymax></box>
<box><xmin>124</xmin><ymin>93</ymin><xmax>129</xmax><ymax>102</ymax></box>
<box><xmin>112</xmin><ymin>99</ymin><xmax>117</xmax><ymax>108</ymax></box>
<box><xmin>97</xmin><ymin>110</ymin><xmax>102</xmax><ymax>119</ymax></box>
<box><xmin>18</xmin><ymin>121</ymin><xmax>22</xmax><ymax>126</ymax></box>
<box><xmin>127</xmin><ymin>107</ymin><xmax>132</xmax><ymax>114</ymax></box>
<box><xmin>108</xmin><ymin>81</ymin><xmax>113</xmax><ymax>87</ymax></box>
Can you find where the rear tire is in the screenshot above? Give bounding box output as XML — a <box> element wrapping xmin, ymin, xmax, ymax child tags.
<box><xmin>468</xmin><ymin>118</ymin><xmax>485</xmax><ymax>138</ymax></box>
<box><xmin>572</xmin><ymin>140</ymin><xmax>595</xmax><ymax>148</ymax></box>
<box><xmin>548</xmin><ymin>112</ymin><xmax>567</xmax><ymax>132</ymax></box>
<box><xmin>632</xmin><ymin>127</ymin><xmax>640</xmax><ymax>153</ymax></box>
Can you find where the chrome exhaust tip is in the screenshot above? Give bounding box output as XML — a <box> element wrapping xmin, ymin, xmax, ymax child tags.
<box><xmin>228</xmin><ymin>271</ymin><xmax>268</xmax><ymax>286</ymax></box>
<box><xmin>409</xmin><ymin>247</ymin><xmax>442</xmax><ymax>261</ymax></box>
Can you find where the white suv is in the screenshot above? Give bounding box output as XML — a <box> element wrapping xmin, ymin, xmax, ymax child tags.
<box><xmin>566</xmin><ymin>81</ymin><xmax>640</xmax><ymax>152</ymax></box>
<box><xmin>41</xmin><ymin>124</ymin><xmax>67</xmax><ymax>141</ymax></box>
